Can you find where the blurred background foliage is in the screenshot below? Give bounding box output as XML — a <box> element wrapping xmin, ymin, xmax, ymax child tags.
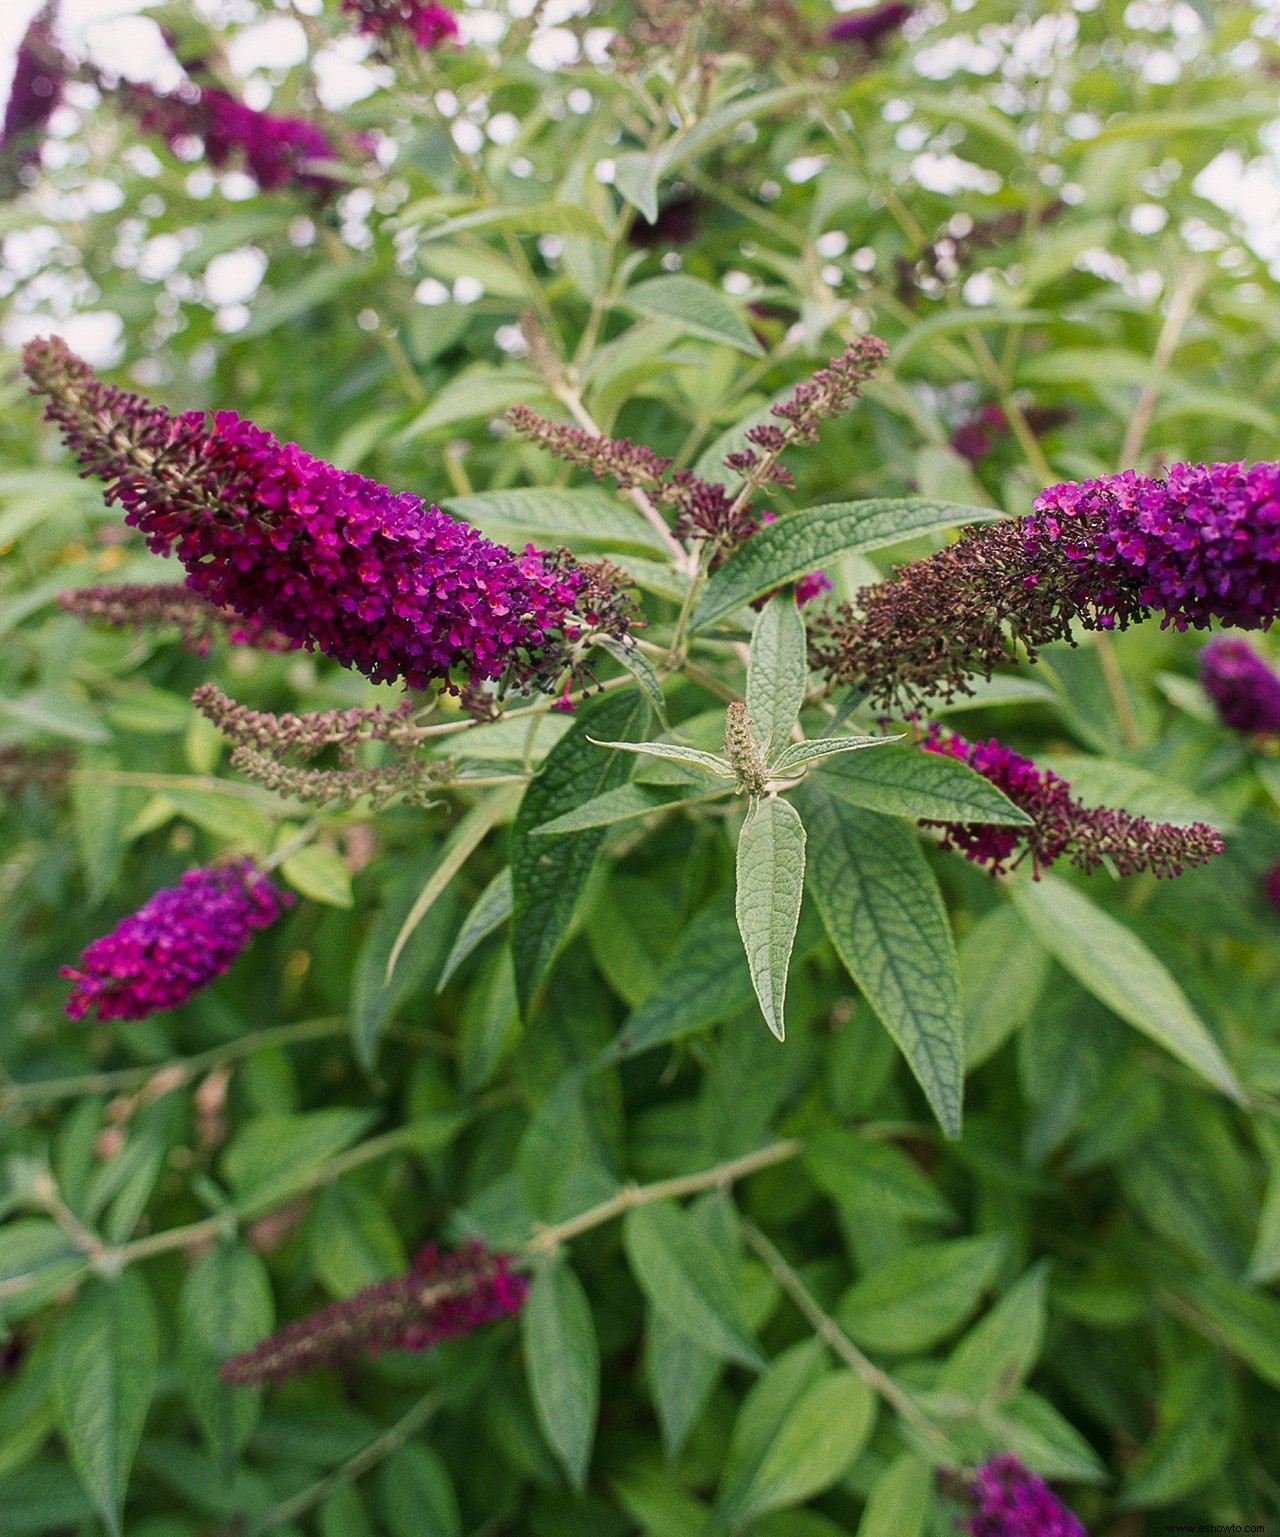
<box><xmin>3</xmin><ymin>0</ymin><xmax>1280</xmax><ymax>1533</ymax></box>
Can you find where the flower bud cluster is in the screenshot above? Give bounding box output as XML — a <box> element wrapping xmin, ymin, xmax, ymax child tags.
<box><xmin>1198</xmin><ymin>636</ymin><xmax>1280</xmax><ymax>736</ymax></box>
<box><xmin>922</xmin><ymin>726</ymin><xmax>1223</xmax><ymax>879</ymax></box>
<box><xmin>221</xmin><ymin>1241</ymin><xmax>526</xmax><ymax>1387</ymax></box>
<box><xmin>0</xmin><ymin>2</ymin><xmax>66</xmax><ymax>195</ymax></box>
<box><xmin>62</xmin><ymin>861</ymin><xmax>289</xmax><ymax>1023</ymax></box>
<box><xmin>59</xmin><ymin>583</ymin><xmax>289</xmax><ymax>656</ymax></box>
<box><xmin>948</xmin><ymin>1454</ymin><xmax>1087</xmax><ymax>1537</ymax></box>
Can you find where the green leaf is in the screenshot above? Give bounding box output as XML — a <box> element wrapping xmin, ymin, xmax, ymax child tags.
<box><xmin>353</xmin><ymin>856</ymin><xmax>459</xmax><ymax>1069</ymax></box>
<box><xmin>386</xmin><ymin>788</ymin><xmax>519</xmax><ymax>983</ymax></box>
<box><xmin>235</xmin><ymin>262</ymin><xmax>372</xmax><ymax>340</ymax></box>
<box><xmin>221</xmin><ymin>1108</ymin><xmax>375</xmax><ymax>1216</ymax></box>
<box><xmin>617</xmin><ymin>274</ymin><xmax>763</xmax><ymax>356</ymax></box>
<box><xmin>804</xmin><ymin>1130</ymin><xmax>954</xmax><ymax>1226</ymax></box>
<box><xmin>0</xmin><ymin>687</ymin><xmax>108</xmax><ymax>744</ymax></box>
<box><xmin>281</xmin><ymin>844</ymin><xmax>353</xmax><ymax>908</ymax></box>
<box><xmin>71</xmin><ymin>755</ymin><xmax>127</xmax><ymax>908</ymax></box>
<box><xmin>594</xmin><ymin>633</ymin><xmax>669</xmax><ymax>726</ymax></box>
<box><xmin>959</xmin><ymin>906</ymin><xmax>1050</xmax><ymax>1069</ymax></box>
<box><xmin>179</xmin><ymin>1241</ymin><xmax>273</xmax><ymax>1461</ymax></box>
<box><xmin>511</xmin><ymin>688</ymin><xmax>651</xmax><ymax>1015</ymax></box>
<box><xmin>716</xmin><ymin>1340</ymin><xmax>825</xmax><ymax>1513</ymax></box>
<box><xmin>623</xmin><ymin>1201</ymin><xmax>763</xmax><ymax>1370</ymax></box>
<box><xmin>940</xmin><ymin>1263</ymin><xmax>1048</xmax><ymax>1404</ymax></box>
<box><xmin>56</xmin><ymin>1271</ymin><xmax>158</xmax><ymax>1537</ymax></box>
<box><xmin>799</xmin><ymin>785</ymin><xmax>965</xmax><ymax>1138</ymax></box>
<box><xmin>735</xmin><ymin>796</ymin><xmax>806</xmax><ymax>1042</ymax></box>
<box><xmin>531</xmin><ymin>782</ymin><xmax>714</xmax><ymax>836</ymax></box>
<box><xmin>646</xmin><ymin>1309</ymin><xmax>723</xmax><ymax>1461</ymax></box>
<box><xmin>692</xmin><ymin>499</ymin><xmax>997</xmax><ymax>629</ymax></box>
<box><xmin>588</xmin><ymin>736</ymin><xmax>733</xmax><ymax>777</ymax></box>
<box><xmin>1010</xmin><ymin>876</ymin><xmax>1245</xmax><ymax>1103</ymax></box>
<box><xmin>420</xmin><ymin>202</ymin><xmax>606</xmax><ymax>242</ymax></box>
<box><xmin>770</xmin><ymin>734</ymin><xmax>898</xmax><ymax>773</ymax></box>
<box><xmin>856</xmin><ymin>1454</ymin><xmax>932</xmax><ymax>1537</ymax></box>
<box><xmin>745</xmin><ymin>594</ymin><xmax>808</xmax><ymax>761</ymax></box>
<box><xmin>602</xmin><ymin>892</ymin><xmax>756</xmax><ymax>1061</ymax></box>
<box><xmin>1036</xmin><ymin>754</ymin><xmax>1228</xmax><ymax>829</ymax></box>
<box><xmin>838</xmin><ymin>1234</ymin><xmax>1007</xmax><ymax>1355</ymax></box>
<box><xmin>442</xmin><ymin>487</ymin><xmax>672</xmax><ymax>557</ymax></box>
<box><xmin>1121</xmin><ymin>1352</ymin><xmax>1231</xmax><ymax>1509</ymax></box>
<box><xmin>978</xmin><ymin>1389</ymin><xmax>1107</xmax><ymax>1483</ymax></box>
<box><xmin>817</xmin><ymin>745</ymin><xmax>1033</xmax><ymax>826</ymax></box>
<box><xmin>1178</xmin><ymin>1272</ymin><xmax>1280</xmax><ymax>1391</ymax></box>
<box><xmin>376</xmin><ymin>1443</ymin><xmax>461</xmax><ymax>1537</ymax></box>
<box><xmin>438</xmin><ymin>867</ymin><xmax>512</xmax><ymax>990</ymax></box>
<box><xmin>164</xmin><ymin>788</ymin><xmax>274</xmax><ymax>853</ymax></box>
<box><xmin>717</xmin><ymin>1369</ymin><xmax>876</xmax><ymax>1528</ymax></box>
<box><xmin>399</xmin><ymin>366</ymin><xmax>553</xmax><ymax>438</ymax></box>
<box><xmin>309</xmin><ymin>1181</ymin><xmax>408</xmax><ymax>1296</ymax></box>
<box><xmin>522</xmin><ymin>1258</ymin><xmax>600</xmax><ymax>1490</ymax></box>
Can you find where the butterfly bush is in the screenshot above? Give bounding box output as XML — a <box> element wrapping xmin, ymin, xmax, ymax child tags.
<box><xmin>813</xmin><ymin>460</ymin><xmax>1280</xmax><ymax>706</ymax></box>
<box><xmin>952</xmin><ymin>1455</ymin><xmax>1087</xmax><ymax>1537</ymax></box>
<box><xmin>827</xmin><ymin>3</ymin><xmax>915</xmax><ymax>51</ymax></box>
<box><xmin>221</xmin><ymin>1241</ymin><xmax>526</xmax><ymax>1386</ymax></box>
<box><xmin>62</xmin><ymin>861</ymin><xmax>288</xmax><ymax>1023</ymax></box>
<box><xmin>25</xmin><ymin>338</ymin><xmax>629</xmax><ymax>696</ymax></box>
<box><xmin>1199</xmin><ymin>636</ymin><xmax>1280</xmax><ymax>735</ymax></box>
<box><xmin>342</xmin><ymin>0</ymin><xmax>460</xmax><ymax>48</ymax></box>
<box><xmin>0</xmin><ymin>1</ymin><xmax>66</xmax><ymax>191</ymax></box>
<box><xmin>921</xmin><ymin>726</ymin><xmax>1223</xmax><ymax>878</ymax></box>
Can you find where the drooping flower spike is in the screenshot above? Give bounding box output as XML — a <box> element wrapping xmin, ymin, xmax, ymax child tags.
<box><xmin>827</xmin><ymin>3</ymin><xmax>914</xmax><ymax>52</ymax></box>
<box><xmin>25</xmin><ymin>338</ymin><xmax>629</xmax><ymax>697</ymax></box>
<box><xmin>949</xmin><ymin>1454</ymin><xmax>1088</xmax><ymax>1537</ymax></box>
<box><xmin>342</xmin><ymin>0</ymin><xmax>460</xmax><ymax>49</ymax></box>
<box><xmin>58</xmin><ymin>583</ymin><xmax>291</xmax><ymax>656</ymax></box>
<box><xmin>813</xmin><ymin>461</ymin><xmax>1280</xmax><ymax>707</ymax></box>
<box><xmin>221</xmin><ymin>1241</ymin><xmax>526</xmax><ymax>1386</ymax></box>
<box><xmin>0</xmin><ymin>2</ymin><xmax>67</xmax><ymax>195</ymax></box>
<box><xmin>922</xmin><ymin>726</ymin><xmax>1223</xmax><ymax>879</ymax></box>
<box><xmin>62</xmin><ymin>861</ymin><xmax>289</xmax><ymax>1023</ymax></box>
<box><xmin>1199</xmin><ymin>636</ymin><xmax>1280</xmax><ymax>736</ymax></box>
<box><xmin>1266</xmin><ymin>862</ymin><xmax>1280</xmax><ymax>914</ymax></box>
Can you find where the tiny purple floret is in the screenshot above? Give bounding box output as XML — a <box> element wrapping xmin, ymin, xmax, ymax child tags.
<box><xmin>954</xmin><ymin>1454</ymin><xmax>1087</xmax><ymax>1537</ymax></box>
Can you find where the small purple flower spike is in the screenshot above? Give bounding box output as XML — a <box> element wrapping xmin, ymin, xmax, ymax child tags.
<box><xmin>1199</xmin><ymin>636</ymin><xmax>1280</xmax><ymax>735</ymax></box>
<box><xmin>62</xmin><ymin>861</ymin><xmax>289</xmax><ymax>1022</ymax></box>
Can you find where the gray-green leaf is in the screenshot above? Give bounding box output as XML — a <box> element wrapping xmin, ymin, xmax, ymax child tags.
<box><xmin>817</xmin><ymin>745</ymin><xmax>1032</xmax><ymax>826</ymax></box>
<box><xmin>617</xmin><ymin>274</ymin><xmax>763</xmax><ymax>356</ymax></box>
<box><xmin>735</xmin><ymin>796</ymin><xmax>807</xmax><ymax>1042</ymax></box>
<box><xmin>522</xmin><ymin>1258</ymin><xmax>600</xmax><ymax>1491</ymax></box>
<box><xmin>746</xmin><ymin>594</ymin><xmax>809</xmax><ymax>761</ymax></box>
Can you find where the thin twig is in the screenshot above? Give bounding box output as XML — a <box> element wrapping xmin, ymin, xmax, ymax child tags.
<box><xmin>741</xmin><ymin>1220</ymin><xmax>963</xmax><ymax>1464</ymax></box>
<box><xmin>525</xmin><ymin>1139</ymin><xmax>800</xmax><ymax>1253</ymax></box>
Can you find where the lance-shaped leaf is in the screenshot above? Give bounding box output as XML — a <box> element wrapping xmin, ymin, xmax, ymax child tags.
<box><xmin>530</xmin><ymin>782</ymin><xmax>723</xmax><ymax>836</ymax></box>
<box><xmin>735</xmin><ymin>796</ymin><xmax>807</xmax><ymax>1042</ymax></box>
<box><xmin>522</xmin><ymin>1258</ymin><xmax>600</xmax><ymax>1491</ymax></box>
<box><xmin>1010</xmin><ymin>875</ymin><xmax>1245</xmax><ymax>1104</ymax></box>
<box><xmin>818</xmin><ymin>745</ymin><xmax>1033</xmax><ymax>826</ymax></box>
<box><xmin>746</xmin><ymin>594</ymin><xmax>808</xmax><ymax>761</ymax></box>
<box><xmin>692</xmin><ymin>497</ymin><xmax>998</xmax><ymax>629</ymax></box>
<box><xmin>587</xmin><ymin>736</ymin><xmax>734</xmax><ymax>778</ymax></box>
<box><xmin>437</xmin><ymin>867</ymin><xmax>512</xmax><ymax>991</ymax></box>
<box><xmin>512</xmin><ymin>689</ymin><xmax>650</xmax><ymax>1014</ymax></box>
<box><xmin>770</xmin><ymin>733</ymin><xmax>901</xmax><ymax>774</ymax></box>
<box><xmin>798</xmin><ymin>783</ymin><xmax>965</xmax><ymax>1137</ymax></box>
<box><xmin>594</xmin><ymin>634</ymin><xmax>669</xmax><ymax>726</ymax></box>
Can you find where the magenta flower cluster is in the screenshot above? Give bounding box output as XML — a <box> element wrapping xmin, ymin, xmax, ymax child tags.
<box><xmin>25</xmin><ymin>338</ymin><xmax>611</xmax><ymax>695</ymax></box>
<box><xmin>827</xmin><ymin>3</ymin><xmax>914</xmax><ymax>50</ymax></box>
<box><xmin>922</xmin><ymin>726</ymin><xmax>1223</xmax><ymax>879</ymax></box>
<box><xmin>1267</xmin><ymin>862</ymin><xmax>1280</xmax><ymax>914</ymax></box>
<box><xmin>221</xmin><ymin>1240</ymin><xmax>527</xmax><ymax>1386</ymax></box>
<box><xmin>1029</xmin><ymin>460</ymin><xmax>1280</xmax><ymax>633</ymax></box>
<box><xmin>127</xmin><ymin>82</ymin><xmax>345</xmax><ymax>195</ymax></box>
<box><xmin>0</xmin><ymin>2</ymin><xmax>65</xmax><ymax>186</ymax></box>
<box><xmin>62</xmin><ymin>861</ymin><xmax>288</xmax><ymax>1023</ymax></box>
<box><xmin>1199</xmin><ymin>636</ymin><xmax>1280</xmax><ymax>735</ymax></box>
<box><xmin>955</xmin><ymin>1455</ymin><xmax>1087</xmax><ymax>1537</ymax></box>
<box><xmin>342</xmin><ymin>0</ymin><xmax>460</xmax><ymax>48</ymax></box>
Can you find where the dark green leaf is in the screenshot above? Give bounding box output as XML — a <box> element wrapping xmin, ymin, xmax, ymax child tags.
<box><xmin>522</xmin><ymin>1258</ymin><xmax>600</xmax><ymax>1490</ymax></box>
<box><xmin>838</xmin><ymin>1234</ymin><xmax>1007</xmax><ymax>1354</ymax></box>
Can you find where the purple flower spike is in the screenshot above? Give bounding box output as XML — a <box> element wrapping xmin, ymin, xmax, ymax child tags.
<box><xmin>954</xmin><ymin>1454</ymin><xmax>1087</xmax><ymax>1537</ymax></box>
<box><xmin>343</xmin><ymin>0</ymin><xmax>460</xmax><ymax>48</ymax></box>
<box><xmin>25</xmin><ymin>338</ymin><xmax>628</xmax><ymax>696</ymax></box>
<box><xmin>828</xmin><ymin>3</ymin><xmax>914</xmax><ymax>51</ymax></box>
<box><xmin>1266</xmin><ymin>862</ymin><xmax>1280</xmax><ymax>914</ymax></box>
<box><xmin>62</xmin><ymin>861</ymin><xmax>289</xmax><ymax>1023</ymax></box>
<box><xmin>1199</xmin><ymin>636</ymin><xmax>1280</xmax><ymax>735</ymax></box>
<box><xmin>220</xmin><ymin>1240</ymin><xmax>527</xmax><ymax>1386</ymax></box>
<box><xmin>921</xmin><ymin>726</ymin><xmax>1223</xmax><ymax>879</ymax></box>
<box><xmin>0</xmin><ymin>2</ymin><xmax>67</xmax><ymax>191</ymax></box>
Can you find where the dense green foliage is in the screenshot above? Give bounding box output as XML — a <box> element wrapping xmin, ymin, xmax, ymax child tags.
<box><xmin>3</xmin><ymin>1</ymin><xmax>1280</xmax><ymax>1533</ymax></box>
